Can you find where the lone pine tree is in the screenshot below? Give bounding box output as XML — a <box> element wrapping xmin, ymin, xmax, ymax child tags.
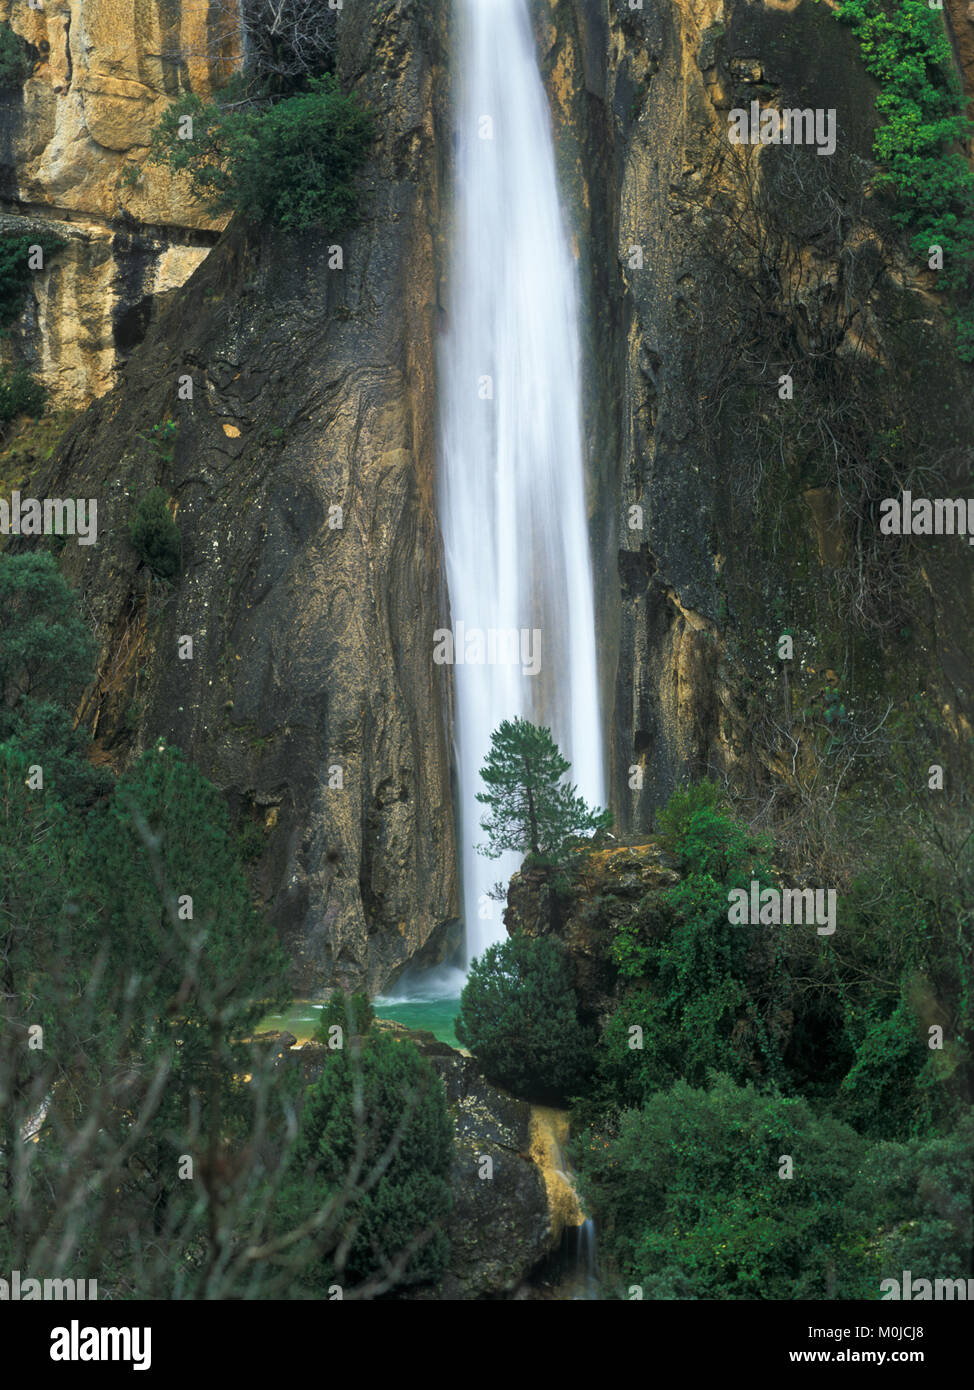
<box><xmin>476</xmin><ymin>717</ymin><xmax>610</xmax><ymax>867</ymax></box>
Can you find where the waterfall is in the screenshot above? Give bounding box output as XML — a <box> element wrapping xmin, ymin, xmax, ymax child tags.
<box><xmin>438</xmin><ymin>0</ymin><xmax>605</xmax><ymax>968</ymax></box>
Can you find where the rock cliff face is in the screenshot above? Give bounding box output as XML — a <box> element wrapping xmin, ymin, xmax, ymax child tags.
<box><xmin>413</xmin><ymin>1036</ymin><xmax>558</xmax><ymax>1299</ymax></box>
<box><xmin>7</xmin><ymin>0</ymin><xmax>974</xmax><ymax>993</ymax></box>
<box><xmin>505</xmin><ymin>841</ymin><xmax>681</xmax><ymax>1019</ymax></box>
<box><xmin>33</xmin><ymin>0</ymin><xmax>459</xmax><ymax>996</ymax></box>
<box><xmin>532</xmin><ymin>0</ymin><xmax>974</xmax><ymax>828</ymax></box>
<box><xmin>0</xmin><ymin>0</ymin><xmax>230</xmax><ymax>402</ymax></box>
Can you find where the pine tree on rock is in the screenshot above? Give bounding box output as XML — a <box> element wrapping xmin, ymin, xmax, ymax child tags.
<box><xmin>476</xmin><ymin>717</ymin><xmax>611</xmax><ymax>867</ymax></box>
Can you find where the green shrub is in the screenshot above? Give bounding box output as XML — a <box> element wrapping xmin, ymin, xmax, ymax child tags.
<box><xmin>866</xmin><ymin>1112</ymin><xmax>974</xmax><ymax>1277</ymax></box>
<box><xmin>456</xmin><ymin>934</ymin><xmax>594</xmax><ymax>1103</ymax></box>
<box><xmin>279</xmin><ymin>1030</ymin><xmax>453</xmax><ymax>1291</ymax></box>
<box><xmin>236</xmin><ymin>821</ymin><xmax>266</xmax><ymax>864</ymax></box>
<box><xmin>603</xmin><ymin>786</ymin><xmax>784</xmax><ymax>1098</ymax></box>
<box><xmin>0</xmin><ymin>364</ymin><xmax>46</xmax><ymax>425</ymax></box>
<box><xmin>147</xmin><ymin>75</ymin><xmax>374</xmax><ymax>233</ymax></box>
<box><xmin>835</xmin><ymin>0</ymin><xmax>974</xmax><ymax>359</ymax></box>
<box><xmin>315</xmin><ymin>987</ymin><xmax>375</xmax><ymax>1041</ymax></box>
<box><xmin>574</xmin><ymin>1075</ymin><xmax>879</xmax><ymax>1299</ymax></box>
<box><xmin>0</xmin><ymin>233</ymin><xmax>64</xmax><ymax>330</ymax></box>
<box><xmin>0</xmin><ymin>554</ymin><xmax>108</xmax><ymax>806</ymax></box>
<box><xmin>0</xmin><ymin>553</ymin><xmax>98</xmax><ymax>728</ymax></box>
<box><xmin>129</xmin><ymin>488</ymin><xmax>181</xmax><ymax>580</ymax></box>
<box><xmin>839</xmin><ymin>993</ymin><xmax>963</xmax><ymax>1140</ymax></box>
<box><xmin>0</xmin><ymin>24</ymin><xmax>32</xmax><ymax>91</ymax></box>
<box><xmin>656</xmin><ymin>777</ymin><xmax>723</xmax><ymax>849</ymax></box>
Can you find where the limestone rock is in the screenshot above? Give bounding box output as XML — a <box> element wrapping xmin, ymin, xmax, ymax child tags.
<box><xmin>412</xmin><ymin>1033</ymin><xmax>558</xmax><ymax>1299</ymax></box>
<box><xmin>0</xmin><ymin>0</ymin><xmax>229</xmax><ymax>405</ymax></box>
<box><xmin>505</xmin><ymin>839</ymin><xmax>681</xmax><ymax>1018</ymax></box>
<box><xmin>34</xmin><ymin>1</ymin><xmax>460</xmax><ymax>995</ymax></box>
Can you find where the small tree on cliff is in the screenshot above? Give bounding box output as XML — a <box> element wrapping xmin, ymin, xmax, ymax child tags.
<box><xmin>476</xmin><ymin>718</ymin><xmax>611</xmax><ymax>868</ymax></box>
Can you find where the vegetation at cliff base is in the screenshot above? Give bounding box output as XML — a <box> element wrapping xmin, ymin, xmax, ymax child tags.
<box><xmin>0</xmin><ymin>550</ymin><xmax>450</xmax><ymax>1299</ymax></box>
<box><xmin>456</xmin><ymin>935</ymin><xmax>594</xmax><ymax>1103</ymax></box>
<box><xmin>274</xmin><ymin>1025</ymin><xmax>454</xmax><ymax>1292</ymax></box>
<box><xmin>471</xmin><ymin>768</ymin><xmax>972</xmax><ymax>1297</ymax></box>
<box><xmin>574</xmin><ymin>1075</ymin><xmax>974</xmax><ymax>1300</ymax></box>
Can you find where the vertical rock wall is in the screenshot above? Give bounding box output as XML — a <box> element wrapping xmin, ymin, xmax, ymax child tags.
<box><xmin>0</xmin><ymin>0</ymin><xmax>232</xmax><ymax>404</ymax></box>
<box><xmin>35</xmin><ymin>0</ymin><xmax>461</xmax><ymax>996</ymax></box>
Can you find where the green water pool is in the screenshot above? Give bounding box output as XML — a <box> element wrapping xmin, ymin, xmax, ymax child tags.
<box><xmin>259</xmin><ymin>997</ymin><xmax>463</xmax><ymax>1050</ymax></box>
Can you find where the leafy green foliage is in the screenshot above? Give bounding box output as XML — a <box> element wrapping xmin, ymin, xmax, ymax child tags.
<box><xmin>316</xmin><ymin>987</ymin><xmax>375</xmax><ymax>1041</ymax></box>
<box><xmin>456</xmin><ymin>934</ymin><xmax>594</xmax><ymax>1103</ymax></box>
<box><xmin>277</xmin><ymin>1031</ymin><xmax>453</xmax><ymax>1291</ymax></box>
<box><xmin>146</xmin><ymin>75</ymin><xmax>374</xmax><ymax>232</ymax></box>
<box><xmin>138</xmin><ymin>417</ymin><xmax>179</xmax><ymax>464</ymax></box>
<box><xmin>476</xmin><ymin>717</ymin><xmax>611</xmax><ymax>866</ymax></box>
<box><xmin>129</xmin><ymin>487</ymin><xmax>181</xmax><ymax>580</ymax></box>
<box><xmin>0</xmin><ymin>24</ymin><xmax>32</xmax><ymax>91</ymax></box>
<box><xmin>656</xmin><ymin>777</ymin><xmax>723</xmax><ymax>849</ymax></box>
<box><xmin>838</xmin><ymin>996</ymin><xmax>953</xmax><ymax>1140</ymax></box>
<box><xmin>601</xmin><ymin>786</ymin><xmax>780</xmax><ymax>1100</ymax></box>
<box><xmin>865</xmin><ymin>1111</ymin><xmax>974</xmax><ymax>1277</ymax></box>
<box><xmin>835</xmin><ymin>0</ymin><xmax>974</xmax><ymax>357</ymax></box>
<box><xmin>574</xmin><ymin>1075</ymin><xmax>880</xmax><ymax>1299</ymax></box>
<box><xmin>3</xmin><ymin>700</ymin><xmax>110</xmax><ymax>808</ymax></box>
<box><xmin>0</xmin><ymin>364</ymin><xmax>46</xmax><ymax>426</ymax></box>
<box><xmin>0</xmin><ymin>554</ymin><xmax>108</xmax><ymax>805</ymax></box>
<box><xmin>0</xmin><ymin>233</ymin><xmax>64</xmax><ymax>331</ymax></box>
<box><xmin>833</xmin><ymin>838</ymin><xmax>973</xmax><ymax>1139</ymax></box>
<box><xmin>0</xmin><ymin>553</ymin><xmax>97</xmax><ymax>719</ymax></box>
<box><xmin>83</xmin><ymin>741</ymin><xmax>288</xmax><ymax>1034</ymax></box>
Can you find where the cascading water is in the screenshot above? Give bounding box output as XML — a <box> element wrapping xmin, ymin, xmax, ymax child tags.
<box><xmin>438</xmin><ymin>0</ymin><xmax>605</xmax><ymax>968</ymax></box>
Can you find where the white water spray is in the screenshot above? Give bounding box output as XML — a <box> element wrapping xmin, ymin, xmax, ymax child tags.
<box><xmin>438</xmin><ymin>0</ymin><xmax>605</xmax><ymax>968</ymax></box>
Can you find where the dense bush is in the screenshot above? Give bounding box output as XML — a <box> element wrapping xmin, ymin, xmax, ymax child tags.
<box><xmin>316</xmin><ymin>987</ymin><xmax>375</xmax><ymax>1042</ymax></box>
<box><xmin>0</xmin><ymin>364</ymin><xmax>46</xmax><ymax>425</ymax></box>
<box><xmin>0</xmin><ymin>553</ymin><xmax>98</xmax><ymax>721</ymax></box>
<box><xmin>456</xmin><ymin>934</ymin><xmax>594</xmax><ymax>1103</ymax></box>
<box><xmin>278</xmin><ymin>1030</ymin><xmax>454</xmax><ymax>1291</ymax></box>
<box><xmin>573</xmin><ymin>1073</ymin><xmax>951</xmax><ymax>1299</ymax></box>
<box><xmin>836</xmin><ymin>0</ymin><xmax>974</xmax><ymax>357</ymax></box>
<box><xmin>575</xmin><ymin>1074</ymin><xmax>974</xmax><ymax>1299</ymax></box>
<box><xmin>129</xmin><ymin>487</ymin><xmax>181</xmax><ymax>580</ymax></box>
<box><xmin>0</xmin><ymin>24</ymin><xmax>32</xmax><ymax>91</ymax></box>
<box><xmin>602</xmin><ymin>787</ymin><xmax>781</xmax><ymax>1100</ymax></box>
<box><xmin>0</xmin><ymin>233</ymin><xmax>64</xmax><ymax>330</ymax></box>
<box><xmin>147</xmin><ymin>75</ymin><xmax>374</xmax><ymax>233</ymax></box>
